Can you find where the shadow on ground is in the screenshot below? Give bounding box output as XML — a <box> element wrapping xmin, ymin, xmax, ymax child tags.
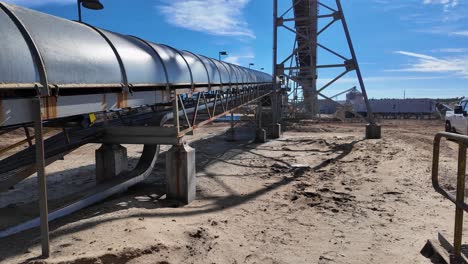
<box><xmin>0</xmin><ymin>124</ymin><xmax>362</xmax><ymax>262</ymax></box>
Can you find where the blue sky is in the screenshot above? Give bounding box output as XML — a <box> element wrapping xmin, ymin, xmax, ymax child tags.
<box><xmin>3</xmin><ymin>0</ymin><xmax>468</xmax><ymax>99</ymax></box>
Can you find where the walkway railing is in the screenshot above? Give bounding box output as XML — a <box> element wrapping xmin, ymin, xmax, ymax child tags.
<box><xmin>426</xmin><ymin>132</ymin><xmax>468</xmax><ymax>263</ymax></box>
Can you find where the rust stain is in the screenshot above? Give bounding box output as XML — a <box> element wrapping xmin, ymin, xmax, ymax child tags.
<box><xmin>117</xmin><ymin>92</ymin><xmax>129</xmax><ymax>109</ymax></box>
<box><xmin>41</xmin><ymin>96</ymin><xmax>57</xmax><ymax>120</ymax></box>
<box><xmin>102</xmin><ymin>94</ymin><xmax>107</xmax><ymax>111</ymax></box>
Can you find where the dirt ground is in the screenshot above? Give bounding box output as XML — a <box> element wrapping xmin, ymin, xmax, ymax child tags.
<box><xmin>0</xmin><ymin>119</ymin><xmax>465</xmax><ymax>264</ymax></box>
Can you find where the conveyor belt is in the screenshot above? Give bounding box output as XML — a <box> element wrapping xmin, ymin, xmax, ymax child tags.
<box><xmin>0</xmin><ymin>108</ymin><xmax>168</xmax><ymax>191</ymax></box>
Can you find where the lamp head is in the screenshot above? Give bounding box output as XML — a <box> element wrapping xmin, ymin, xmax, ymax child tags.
<box><xmin>81</xmin><ymin>0</ymin><xmax>104</xmax><ymax>10</ymax></box>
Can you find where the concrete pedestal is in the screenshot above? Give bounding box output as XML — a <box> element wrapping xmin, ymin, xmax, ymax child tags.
<box><xmin>366</xmin><ymin>124</ymin><xmax>382</xmax><ymax>139</ymax></box>
<box><xmin>269</xmin><ymin>123</ymin><xmax>282</xmax><ymax>139</ymax></box>
<box><xmin>166</xmin><ymin>144</ymin><xmax>196</xmax><ymax>204</ymax></box>
<box><xmin>95</xmin><ymin>144</ymin><xmax>128</xmax><ymax>183</ymax></box>
<box><xmin>226</xmin><ymin>128</ymin><xmax>236</xmax><ymax>142</ymax></box>
<box><xmin>255</xmin><ymin>128</ymin><xmax>267</xmax><ymax>143</ymax></box>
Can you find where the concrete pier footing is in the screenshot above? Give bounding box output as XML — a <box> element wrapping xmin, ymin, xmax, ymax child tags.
<box><xmin>255</xmin><ymin>128</ymin><xmax>267</xmax><ymax>143</ymax></box>
<box><xmin>95</xmin><ymin>144</ymin><xmax>128</xmax><ymax>183</ymax></box>
<box><xmin>269</xmin><ymin>123</ymin><xmax>282</xmax><ymax>139</ymax></box>
<box><xmin>366</xmin><ymin>123</ymin><xmax>382</xmax><ymax>139</ymax></box>
<box><xmin>166</xmin><ymin>144</ymin><xmax>196</xmax><ymax>204</ymax></box>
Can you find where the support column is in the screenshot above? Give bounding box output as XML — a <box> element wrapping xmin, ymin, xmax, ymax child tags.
<box><xmin>95</xmin><ymin>144</ymin><xmax>128</xmax><ymax>183</ymax></box>
<box><xmin>271</xmin><ymin>0</ymin><xmax>282</xmax><ymax>140</ymax></box>
<box><xmin>270</xmin><ymin>123</ymin><xmax>282</xmax><ymax>139</ymax></box>
<box><xmin>166</xmin><ymin>143</ymin><xmax>196</xmax><ymax>204</ymax></box>
<box><xmin>33</xmin><ymin>98</ymin><xmax>50</xmax><ymax>258</ymax></box>
<box><xmin>227</xmin><ymin>112</ymin><xmax>236</xmax><ymax>142</ymax></box>
<box><xmin>256</xmin><ymin>100</ymin><xmax>267</xmax><ymax>143</ymax></box>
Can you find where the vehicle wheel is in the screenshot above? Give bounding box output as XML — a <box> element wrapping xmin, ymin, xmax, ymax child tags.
<box><xmin>445</xmin><ymin>121</ymin><xmax>452</xmax><ymax>132</ymax></box>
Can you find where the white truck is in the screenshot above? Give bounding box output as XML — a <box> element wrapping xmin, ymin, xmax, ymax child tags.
<box><xmin>445</xmin><ymin>98</ymin><xmax>468</xmax><ymax>135</ymax></box>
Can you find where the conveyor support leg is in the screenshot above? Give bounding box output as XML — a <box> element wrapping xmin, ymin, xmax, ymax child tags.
<box><xmin>270</xmin><ymin>123</ymin><xmax>282</xmax><ymax>139</ymax></box>
<box><xmin>166</xmin><ymin>143</ymin><xmax>196</xmax><ymax>204</ymax></box>
<box><xmin>95</xmin><ymin>144</ymin><xmax>128</xmax><ymax>183</ymax></box>
<box><xmin>366</xmin><ymin>123</ymin><xmax>381</xmax><ymax>139</ymax></box>
<box><xmin>256</xmin><ymin>100</ymin><xmax>267</xmax><ymax>143</ymax></box>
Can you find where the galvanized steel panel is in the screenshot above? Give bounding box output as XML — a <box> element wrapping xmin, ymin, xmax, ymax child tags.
<box><xmin>237</xmin><ymin>67</ymin><xmax>251</xmax><ymax>84</ymax></box>
<box><xmin>248</xmin><ymin>69</ymin><xmax>257</xmax><ymax>83</ymax></box>
<box><xmin>210</xmin><ymin>59</ymin><xmax>231</xmax><ymax>84</ymax></box>
<box><xmin>179</xmin><ymin>51</ymin><xmax>209</xmax><ymax>84</ymax></box>
<box><xmin>252</xmin><ymin>70</ymin><xmax>261</xmax><ymax>83</ymax></box>
<box><xmin>8</xmin><ymin>4</ymin><xmax>122</xmax><ymax>85</ymax></box>
<box><xmin>260</xmin><ymin>72</ymin><xmax>266</xmax><ymax>82</ymax></box>
<box><xmin>0</xmin><ymin>5</ymin><xmax>38</xmax><ymax>86</ymax></box>
<box><xmin>225</xmin><ymin>63</ymin><xmax>239</xmax><ymax>84</ymax></box>
<box><xmin>148</xmin><ymin>43</ymin><xmax>192</xmax><ymax>85</ymax></box>
<box><xmin>0</xmin><ymin>90</ymin><xmax>166</xmax><ymax>126</ymax></box>
<box><xmin>196</xmin><ymin>55</ymin><xmax>222</xmax><ymax>84</ymax></box>
<box><xmin>230</xmin><ymin>65</ymin><xmax>243</xmax><ymax>84</ymax></box>
<box><xmin>220</xmin><ymin>61</ymin><xmax>236</xmax><ymax>84</ymax></box>
<box><xmin>259</xmin><ymin>72</ymin><xmax>267</xmax><ymax>82</ymax></box>
<box><xmin>100</xmin><ymin>30</ymin><xmax>168</xmax><ymax>85</ymax></box>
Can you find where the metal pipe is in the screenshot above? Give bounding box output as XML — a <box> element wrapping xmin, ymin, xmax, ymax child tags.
<box><xmin>272</xmin><ymin>0</ymin><xmax>279</xmax><ymax>123</ymax></box>
<box><xmin>77</xmin><ymin>0</ymin><xmax>82</xmax><ymax>22</ymax></box>
<box><xmin>453</xmin><ymin>142</ymin><xmax>467</xmax><ymax>259</ymax></box>
<box><xmin>33</xmin><ymin>98</ymin><xmax>50</xmax><ymax>258</ymax></box>
<box><xmin>230</xmin><ymin>111</ymin><xmax>235</xmax><ymax>139</ymax></box>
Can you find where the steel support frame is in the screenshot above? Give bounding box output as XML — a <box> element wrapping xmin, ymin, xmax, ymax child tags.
<box><xmin>275</xmin><ymin>0</ymin><xmax>376</xmax><ymax>124</ymax></box>
<box><xmin>11</xmin><ymin>84</ymin><xmax>270</xmax><ymax>258</ymax></box>
<box><xmin>98</xmin><ymin>85</ymin><xmax>272</xmax><ymax>145</ymax></box>
<box><xmin>173</xmin><ymin>85</ymin><xmax>271</xmax><ymax>138</ymax></box>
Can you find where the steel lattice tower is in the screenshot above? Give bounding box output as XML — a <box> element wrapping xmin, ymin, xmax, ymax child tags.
<box><xmin>273</xmin><ymin>0</ymin><xmax>381</xmax><ymax>140</ymax></box>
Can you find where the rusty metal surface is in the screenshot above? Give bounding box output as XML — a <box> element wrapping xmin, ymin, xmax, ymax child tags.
<box><xmin>0</xmin><ymin>2</ymin><xmax>273</xmax><ymax>129</ymax></box>
<box><xmin>432</xmin><ymin>132</ymin><xmax>468</xmax><ymax>210</ymax></box>
<box><xmin>431</xmin><ymin>132</ymin><xmax>468</xmax><ymax>260</ymax></box>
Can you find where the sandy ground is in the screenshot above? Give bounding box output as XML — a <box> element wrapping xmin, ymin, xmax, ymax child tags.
<box><xmin>0</xmin><ymin>119</ymin><xmax>465</xmax><ymax>264</ymax></box>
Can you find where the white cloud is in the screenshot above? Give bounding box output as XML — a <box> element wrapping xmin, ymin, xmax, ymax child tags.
<box><xmin>317</xmin><ymin>75</ymin><xmax>447</xmax><ymax>86</ymax></box>
<box><xmin>2</xmin><ymin>0</ymin><xmax>75</xmax><ymax>6</ymax></box>
<box><xmin>431</xmin><ymin>48</ymin><xmax>468</xmax><ymax>53</ymax></box>
<box><xmin>423</xmin><ymin>0</ymin><xmax>459</xmax><ymax>12</ymax></box>
<box><xmin>224</xmin><ymin>53</ymin><xmax>255</xmax><ymax>66</ymax></box>
<box><xmin>395</xmin><ymin>51</ymin><xmax>438</xmax><ymax>60</ymax></box>
<box><xmin>158</xmin><ymin>0</ymin><xmax>255</xmax><ymax>39</ymax></box>
<box><xmin>451</xmin><ymin>31</ymin><xmax>468</xmax><ymax>36</ymax></box>
<box><xmin>390</xmin><ymin>50</ymin><xmax>468</xmax><ymax>78</ymax></box>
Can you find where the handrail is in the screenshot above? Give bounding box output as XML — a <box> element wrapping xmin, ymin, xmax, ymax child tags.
<box><xmin>432</xmin><ymin>132</ymin><xmax>468</xmax><ymax>261</ymax></box>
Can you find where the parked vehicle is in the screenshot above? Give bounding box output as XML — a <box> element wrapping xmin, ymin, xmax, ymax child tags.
<box><xmin>445</xmin><ymin>98</ymin><xmax>468</xmax><ymax>135</ymax></box>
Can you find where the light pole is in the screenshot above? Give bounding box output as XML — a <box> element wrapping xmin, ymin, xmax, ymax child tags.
<box><xmin>219</xmin><ymin>51</ymin><xmax>228</xmax><ymax>61</ymax></box>
<box><xmin>77</xmin><ymin>0</ymin><xmax>104</xmax><ymax>23</ymax></box>
<box><xmin>249</xmin><ymin>63</ymin><xmax>254</xmax><ymax>69</ymax></box>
